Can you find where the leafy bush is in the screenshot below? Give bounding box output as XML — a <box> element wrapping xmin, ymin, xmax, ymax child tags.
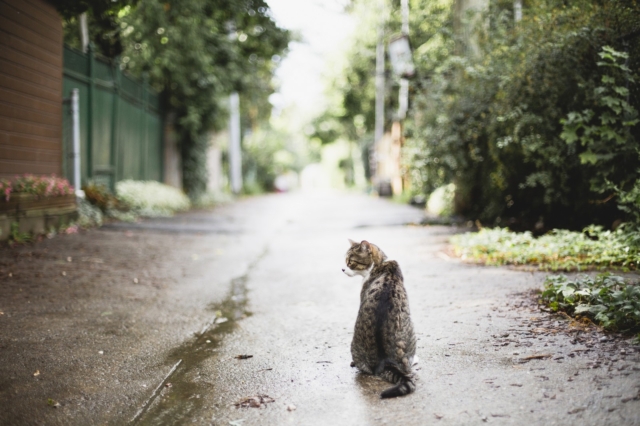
<box><xmin>541</xmin><ymin>274</ymin><xmax>640</xmax><ymax>334</ymax></box>
<box><xmin>83</xmin><ymin>182</ymin><xmax>122</xmax><ymax>212</ymax></box>
<box><xmin>0</xmin><ymin>175</ymin><xmax>74</xmax><ymax>201</ymax></box>
<box><xmin>426</xmin><ymin>184</ymin><xmax>455</xmax><ymax>217</ymax></box>
<box><xmin>242</xmin><ymin>127</ymin><xmax>307</xmax><ymax>194</ymax></box>
<box><xmin>118</xmin><ymin>0</ymin><xmax>290</xmax><ymax>198</ymax></box>
<box><xmin>406</xmin><ymin>2</ymin><xmax>640</xmax><ymax>230</ymax></box>
<box><xmin>452</xmin><ymin>225</ymin><xmax>640</xmax><ymax>271</ymax></box>
<box><xmin>328</xmin><ymin>0</ymin><xmax>640</xmax><ymax>230</ymax></box>
<box><xmin>561</xmin><ymin>46</ymin><xmax>640</xmax><ymax>219</ymax></box>
<box><xmin>76</xmin><ymin>198</ymin><xmax>104</xmax><ymax>228</ymax></box>
<box><xmin>115</xmin><ymin>180</ymin><xmax>190</xmax><ymax>217</ymax></box>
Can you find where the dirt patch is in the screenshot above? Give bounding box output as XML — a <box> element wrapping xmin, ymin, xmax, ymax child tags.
<box><xmin>498</xmin><ymin>290</ymin><xmax>640</xmax><ymax>383</ymax></box>
<box><xmin>0</xmin><ymin>227</ymin><xmax>215</xmax><ymax>425</ymax></box>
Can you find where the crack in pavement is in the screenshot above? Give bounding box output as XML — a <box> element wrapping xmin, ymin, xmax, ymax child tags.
<box><xmin>130</xmin><ymin>248</ymin><xmax>270</xmax><ymax>426</ymax></box>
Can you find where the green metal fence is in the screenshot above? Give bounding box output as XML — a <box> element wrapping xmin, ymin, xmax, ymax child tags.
<box><xmin>62</xmin><ymin>45</ymin><xmax>163</xmax><ymax>190</ymax></box>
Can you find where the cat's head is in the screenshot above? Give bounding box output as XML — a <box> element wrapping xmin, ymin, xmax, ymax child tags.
<box><xmin>342</xmin><ymin>239</ymin><xmax>387</xmax><ymax>277</ymax></box>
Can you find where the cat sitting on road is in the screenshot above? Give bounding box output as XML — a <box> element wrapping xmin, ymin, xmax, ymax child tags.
<box><xmin>342</xmin><ymin>239</ymin><xmax>417</xmax><ymax>398</ymax></box>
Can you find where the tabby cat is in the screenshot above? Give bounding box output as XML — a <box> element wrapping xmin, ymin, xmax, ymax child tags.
<box><xmin>342</xmin><ymin>239</ymin><xmax>417</xmax><ymax>398</ymax></box>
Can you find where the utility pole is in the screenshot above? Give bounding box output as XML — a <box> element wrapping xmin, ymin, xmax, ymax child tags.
<box><xmin>398</xmin><ymin>0</ymin><xmax>410</xmax><ymax>119</ymax></box>
<box><xmin>374</xmin><ymin>0</ymin><xmax>385</xmax><ymax>144</ymax></box>
<box><xmin>371</xmin><ymin>0</ymin><xmax>386</xmax><ymax>183</ymax></box>
<box><xmin>226</xmin><ymin>21</ymin><xmax>242</xmax><ymax>195</ymax></box>
<box><xmin>228</xmin><ymin>92</ymin><xmax>242</xmax><ymax>194</ymax></box>
<box><xmin>79</xmin><ymin>12</ymin><xmax>89</xmax><ymax>52</ymax></box>
<box><xmin>513</xmin><ymin>0</ymin><xmax>522</xmax><ymax>22</ymax></box>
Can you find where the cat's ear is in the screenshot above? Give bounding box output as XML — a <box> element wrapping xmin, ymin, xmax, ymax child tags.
<box><xmin>360</xmin><ymin>240</ymin><xmax>371</xmax><ymax>251</ymax></box>
<box><xmin>348</xmin><ymin>238</ymin><xmax>358</xmax><ymax>247</ymax></box>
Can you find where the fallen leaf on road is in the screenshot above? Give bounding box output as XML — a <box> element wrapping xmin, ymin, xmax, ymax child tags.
<box><xmin>235</xmin><ymin>355</ymin><xmax>253</xmax><ymax>360</ymax></box>
<box><xmin>287</xmin><ymin>404</ymin><xmax>296</xmax><ymax>411</ymax></box>
<box><xmin>47</xmin><ymin>399</ymin><xmax>61</xmax><ymax>408</ymax></box>
<box><xmin>165</xmin><ymin>383</ymin><xmax>172</xmax><ymax>388</ymax></box>
<box><xmin>434</xmin><ymin>413</ymin><xmax>444</xmax><ymax>420</ymax></box>
<box><xmin>33</xmin><ymin>370</ymin><xmax>40</xmax><ymax>377</ymax></box>
<box><xmin>568</xmin><ymin>407</ymin><xmax>586</xmax><ymax>414</ymax></box>
<box><xmin>228</xmin><ymin>419</ymin><xmax>245</xmax><ymax>426</ymax></box>
<box><xmin>518</xmin><ymin>354</ymin><xmax>552</xmax><ymax>362</ymax></box>
<box><xmin>235</xmin><ymin>394</ymin><xmax>275</xmax><ymax>408</ymax></box>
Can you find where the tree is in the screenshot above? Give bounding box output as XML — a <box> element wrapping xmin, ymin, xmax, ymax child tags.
<box><xmin>119</xmin><ymin>0</ymin><xmax>289</xmax><ymax>198</ymax></box>
<box><xmin>56</xmin><ymin>0</ymin><xmax>290</xmax><ymax>198</ymax></box>
<box><xmin>326</xmin><ymin>0</ymin><xmax>640</xmax><ymax>230</ymax></box>
<box><xmin>53</xmin><ymin>0</ymin><xmax>138</xmax><ymax>57</ymax></box>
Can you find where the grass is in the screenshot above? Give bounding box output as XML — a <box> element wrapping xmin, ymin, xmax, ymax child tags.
<box><xmin>451</xmin><ymin>225</ymin><xmax>640</xmax><ymax>271</ymax></box>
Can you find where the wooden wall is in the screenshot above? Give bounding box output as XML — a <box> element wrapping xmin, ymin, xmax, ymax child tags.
<box><xmin>0</xmin><ymin>0</ymin><xmax>63</xmax><ymax>178</ymax></box>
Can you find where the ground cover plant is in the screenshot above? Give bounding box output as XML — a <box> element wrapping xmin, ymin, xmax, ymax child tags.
<box><xmin>115</xmin><ymin>180</ymin><xmax>190</xmax><ymax>217</ymax></box>
<box><xmin>451</xmin><ymin>225</ymin><xmax>640</xmax><ymax>271</ymax></box>
<box><xmin>541</xmin><ymin>274</ymin><xmax>640</xmax><ymax>337</ymax></box>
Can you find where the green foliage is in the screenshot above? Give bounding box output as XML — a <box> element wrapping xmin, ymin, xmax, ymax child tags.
<box><xmin>115</xmin><ymin>180</ymin><xmax>190</xmax><ymax>217</ymax></box>
<box><xmin>83</xmin><ymin>182</ymin><xmax>121</xmax><ymax>212</ymax></box>
<box><xmin>9</xmin><ymin>222</ymin><xmax>32</xmax><ymax>245</ymax></box>
<box><xmin>53</xmin><ymin>0</ymin><xmax>137</xmax><ymax>57</ymax></box>
<box><xmin>561</xmin><ymin>46</ymin><xmax>639</xmax><ymax>187</ymax></box>
<box><xmin>242</xmin><ymin>127</ymin><xmax>307</xmax><ymax>193</ymax></box>
<box><xmin>541</xmin><ymin>274</ymin><xmax>640</xmax><ymax>334</ymax></box>
<box><xmin>406</xmin><ymin>1</ymin><xmax>633</xmax><ymax>229</ymax></box>
<box><xmin>76</xmin><ymin>198</ymin><xmax>104</xmax><ymax>228</ymax></box>
<box><xmin>331</xmin><ymin>0</ymin><xmax>640</xmax><ymax>230</ymax></box>
<box><xmin>118</xmin><ymin>0</ymin><xmax>289</xmax><ymax>198</ymax></box>
<box><xmin>451</xmin><ymin>224</ymin><xmax>640</xmax><ymax>271</ymax></box>
<box><xmin>60</xmin><ymin>1</ymin><xmax>290</xmax><ymax>199</ymax></box>
<box><xmin>426</xmin><ymin>183</ymin><xmax>455</xmax><ymax>217</ymax></box>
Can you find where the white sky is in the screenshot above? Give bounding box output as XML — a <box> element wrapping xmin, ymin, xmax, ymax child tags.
<box><xmin>266</xmin><ymin>0</ymin><xmax>355</xmax><ymax>121</ymax></box>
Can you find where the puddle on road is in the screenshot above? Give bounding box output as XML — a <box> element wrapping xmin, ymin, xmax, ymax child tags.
<box><xmin>131</xmin><ymin>274</ymin><xmax>251</xmax><ymax>426</ymax></box>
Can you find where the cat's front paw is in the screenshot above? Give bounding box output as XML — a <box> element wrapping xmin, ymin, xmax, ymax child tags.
<box><xmin>350</xmin><ymin>361</ymin><xmax>356</xmax><ymax>367</ymax></box>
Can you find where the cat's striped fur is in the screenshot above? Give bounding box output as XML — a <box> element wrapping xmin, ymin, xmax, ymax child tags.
<box><xmin>343</xmin><ymin>239</ymin><xmax>417</xmax><ymax>398</ymax></box>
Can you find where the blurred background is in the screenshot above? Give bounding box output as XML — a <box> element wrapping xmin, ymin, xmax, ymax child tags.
<box><xmin>1</xmin><ymin>0</ymin><xmax>640</xmax><ymax>234</ymax></box>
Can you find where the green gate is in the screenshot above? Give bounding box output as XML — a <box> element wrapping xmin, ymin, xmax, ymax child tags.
<box><xmin>62</xmin><ymin>44</ymin><xmax>163</xmax><ymax>190</ymax></box>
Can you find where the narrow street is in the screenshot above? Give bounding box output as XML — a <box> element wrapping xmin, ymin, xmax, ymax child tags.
<box><xmin>1</xmin><ymin>191</ymin><xmax>639</xmax><ymax>425</ymax></box>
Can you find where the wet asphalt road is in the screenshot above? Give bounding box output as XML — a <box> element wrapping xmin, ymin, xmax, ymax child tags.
<box><xmin>1</xmin><ymin>191</ymin><xmax>640</xmax><ymax>425</ymax></box>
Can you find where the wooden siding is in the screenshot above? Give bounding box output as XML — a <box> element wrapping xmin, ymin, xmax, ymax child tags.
<box><xmin>0</xmin><ymin>0</ymin><xmax>63</xmax><ymax>178</ymax></box>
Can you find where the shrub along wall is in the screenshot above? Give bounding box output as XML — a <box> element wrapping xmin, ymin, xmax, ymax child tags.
<box><xmin>403</xmin><ymin>0</ymin><xmax>640</xmax><ymax>231</ymax></box>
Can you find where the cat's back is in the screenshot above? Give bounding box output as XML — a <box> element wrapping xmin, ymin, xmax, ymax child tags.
<box><xmin>354</xmin><ymin>259</ymin><xmax>416</xmax><ymax>371</ymax></box>
<box><xmin>361</xmin><ymin>260</ymin><xmax>405</xmax><ymax>300</ymax></box>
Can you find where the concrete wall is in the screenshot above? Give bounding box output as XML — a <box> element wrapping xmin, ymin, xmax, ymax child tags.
<box><xmin>0</xmin><ymin>0</ymin><xmax>63</xmax><ymax>177</ymax></box>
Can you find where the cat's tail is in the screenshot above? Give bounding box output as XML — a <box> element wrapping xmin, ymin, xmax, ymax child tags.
<box><xmin>379</xmin><ymin>364</ymin><xmax>415</xmax><ymax>398</ymax></box>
